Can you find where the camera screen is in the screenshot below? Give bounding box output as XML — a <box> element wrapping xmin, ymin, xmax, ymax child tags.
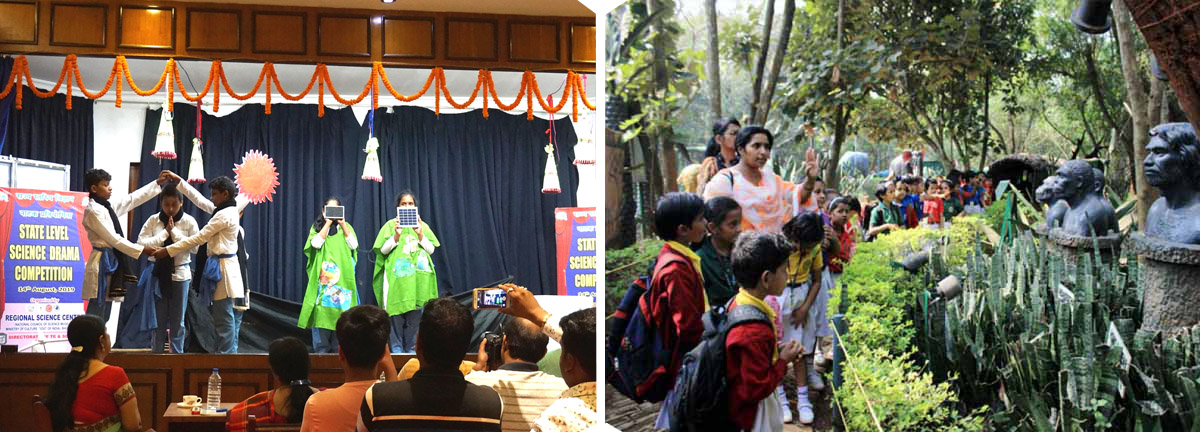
<box><xmin>476</xmin><ymin>288</ymin><xmax>507</xmax><ymax>308</ymax></box>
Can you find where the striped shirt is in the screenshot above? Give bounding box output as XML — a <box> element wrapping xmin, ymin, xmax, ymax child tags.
<box><xmin>360</xmin><ymin>367</ymin><xmax>503</xmax><ymax>432</ymax></box>
<box><xmin>465</xmin><ymin>362</ymin><xmax>568</xmax><ymax>432</ymax></box>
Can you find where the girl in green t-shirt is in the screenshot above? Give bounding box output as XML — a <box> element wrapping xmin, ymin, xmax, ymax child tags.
<box><xmin>372</xmin><ymin>190</ymin><xmax>440</xmax><ymax>353</ymax></box>
<box><xmin>299</xmin><ymin>197</ymin><xmax>360</xmax><ymax>353</ymax></box>
<box><xmin>867</xmin><ymin>182</ymin><xmax>903</xmax><ymax>241</ymax></box>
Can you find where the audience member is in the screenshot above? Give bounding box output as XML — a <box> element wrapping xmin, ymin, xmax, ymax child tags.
<box><xmin>532</xmin><ymin>308</ymin><xmax>599</xmax><ymax>432</ymax></box>
<box><xmin>44</xmin><ymin>314</ymin><xmax>147</xmax><ymax>432</ymax></box>
<box><xmin>467</xmin><ymin>317</ymin><xmax>568</xmax><ymax>432</ymax></box>
<box><xmin>359</xmin><ymin>298</ymin><xmax>503</xmax><ymax>431</ymax></box>
<box><xmin>228</xmin><ymin>337</ymin><xmax>319</xmax><ymax>430</ymax></box>
<box><xmin>301</xmin><ymin>305</ymin><xmax>397</xmax><ymax>432</ymax></box>
<box><xmin>396</xmin><ymin>357</ymin><xmax>476</xmax><ymax>380</ymax></box>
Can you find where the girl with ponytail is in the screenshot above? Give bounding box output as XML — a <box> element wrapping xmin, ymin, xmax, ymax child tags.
<box><xmin>45</xmin><ymin>314</ymin><xmax>144</xmax><ymax>432</ymax></box>
<box><xmin>226</xmin><ymin>337</ymin><xmax>318</xmax><ymax>430</ymax></box>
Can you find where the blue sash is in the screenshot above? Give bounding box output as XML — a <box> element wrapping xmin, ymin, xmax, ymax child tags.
<box><xmin>198</xmin><ymin>254</ymin><xmax>236</xmax><ymax>306</ymax></box>
<box><xmin>94</xmin><ymin>248</ymin><xmax>119</xmax><ymax>300</ymax></box>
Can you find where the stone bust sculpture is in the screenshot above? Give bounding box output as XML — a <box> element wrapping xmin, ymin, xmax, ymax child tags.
<box><xmin>1036</xmin><ymin>174</ymin><xmax>1069</xmax><ymax>228</ymax></box>
<box><xmin>1144</xmin><ymin>123</ymin><xmax>1200</xmax><ymax>244</ymax></box>
<box><xmin>1054</xmin><ymin>160</ymin><xmax>1117</xmax><ymax>237</ymax></box>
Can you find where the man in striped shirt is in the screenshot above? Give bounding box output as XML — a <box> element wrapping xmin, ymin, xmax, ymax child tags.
<box><xmin>359</xmin><ymin>298</ymin><xmax>503</xmax><ymax>431</ymax></box>
<box><xmin>466</xmin><ymin>318</ymin><xmax>568</xmax><ymax>432</ymax></box>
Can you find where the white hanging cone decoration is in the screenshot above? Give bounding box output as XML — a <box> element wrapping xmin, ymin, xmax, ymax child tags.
<box><xmin>542</xmin><ymin>142</ymin><xmax>560</xmax><ymax>194</ymax></box>
<box><xmin>152</xmin><ymin>103</ymin><xmax>177</xmax><ymax>159</ymax></box>
<box><xmin>362</xmin><ymin>137</ymin><xmax>382</xmax><ymax>182</ymax></box>
<box><xmin>573</xmin><ymin>111</ymin><xmax>595</xmax><ymax>165</ymax></box>
<box><xmin>187</xmin><ymin>138</ymin><xmax>206</xmax><ymax>184</ymax></box>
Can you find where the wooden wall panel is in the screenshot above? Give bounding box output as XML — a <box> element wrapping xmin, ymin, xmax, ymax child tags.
<box><xmin>446</xmin><ymin>18</ymin><xmax>496</xmax><ymax>61</ymax></box>
<box><xmin>1</xmin><ymin>1</ymin><xmax>594</xmax><ymax>72</ymax></box>
<box><xmin>186</xmin><ymin>9</ymin><xmax>239</xmax><ymax>52</ymax></box>
<box><xmin>49</xmin><ymin>3</ymin><xmax>106</xmax><ymax>47</ymax></box>
<box><xmin>509</xmin><ymin>21</ymin><xmax>558</xmax><ymax>63</ymax></box>
<box><xmin>125</xmin><ymin>368</ymin><xmax>171</xmax><ymax>431</ymax></box>
<box><xmin>118</xmin><ymin>5</ymin><xmax>174</xmax><ymax>49</ymax></box>
<box><xmin>253</xmin><ymin>11</ymin><xmax>305</xmax><ymax>54</ymax></box>
<box><xmin>570</xmin><ymin>23</ymin><xmax>595</xmax><ymax>64</ymax></box>
<box><xmin>0</xmin><ymin>1</ymin><xmax>38</xmax><ymax>45</ymax></box>
<box><xmin>382</xmin><ymin>17</ymin><xmax>433</xmax><ymax>59</ymax></box>
<box><xmin>317</xmin><ymin>14</ymin><xmax>369</xmax><ymax>57</ymax></box>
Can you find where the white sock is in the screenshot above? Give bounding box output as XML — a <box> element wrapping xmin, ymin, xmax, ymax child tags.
<box><xmin>797</xmin><ymin>386</ymin><xmax>810</xmax><ymax>401</ymax></box>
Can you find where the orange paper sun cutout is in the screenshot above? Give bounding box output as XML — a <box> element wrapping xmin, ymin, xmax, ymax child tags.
<box><xmin>233</xmin><ymin>150</ymin><xmax>280</xmax><ymax>204</ymax></box>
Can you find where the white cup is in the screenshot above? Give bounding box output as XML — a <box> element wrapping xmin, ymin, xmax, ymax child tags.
<box><xmin>182</xmin><ymin>395</ymin><xmax>202</xmax><ymax>406</ymax></box>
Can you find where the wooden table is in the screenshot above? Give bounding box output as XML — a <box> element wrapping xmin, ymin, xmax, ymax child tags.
<box><xmin>161</xmin><ymin>402</ymin><xmax>237</xmax><ymax>432</ymax></box>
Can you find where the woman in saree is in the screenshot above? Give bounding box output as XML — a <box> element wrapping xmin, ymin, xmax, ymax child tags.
<box><xmin>44</xmin><ymin>314</ymin><xmax>146</xmax><ymax>432</ymax></box>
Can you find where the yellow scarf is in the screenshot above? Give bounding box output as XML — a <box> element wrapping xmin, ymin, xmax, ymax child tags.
<box><xmin>734</xmin><ymin>288</ymin><xmax>779</xmax><ymax>362</ymax></box>
<box><xmin>667</xmin><ymin>240</ymin><xmax>710</xmax><ymax>310</ymax></box>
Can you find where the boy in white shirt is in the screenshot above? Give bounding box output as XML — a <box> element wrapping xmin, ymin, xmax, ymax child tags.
<box><xmin>154</xmin><ymin>176</ymin><xmax>250</xmax><ymax>353</ymax></box>
<box><xmin>136</xmin><ymin>182</ymin><xmax>200</xmax><ymax>353</ymax></box>
<box><xmin>82</xmin><ymin>168</ymin><xmax>169</xmax><ymax>320</ymax></box>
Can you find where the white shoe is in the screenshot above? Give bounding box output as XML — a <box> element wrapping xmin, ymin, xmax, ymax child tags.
<box><xmin>808</xmin><ymin>368</ymin><xmax>826</xmax><ymax>391</ymax></box>
<box><xmin>796</xmin><ymin>397</ymin><xmax>814</xmax><ymax>425</ymax></box>
<box><xmin>776</xmin><ymin>386</ymin><xmax>792</xmax><ymax>424</ymax></box>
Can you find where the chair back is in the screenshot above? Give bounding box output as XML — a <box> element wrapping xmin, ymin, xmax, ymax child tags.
<box><xmin>32</xmin><ymin>395</ymin><xmax>53</xmax><ymax>432</ymax></box>
<box><xmin>246</xmin><ymin>415</ymin><xmax>303</xmax><ymax>432</ymax></box>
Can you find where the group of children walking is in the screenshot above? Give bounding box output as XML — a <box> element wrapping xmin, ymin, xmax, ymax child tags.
<box><xmin>867</xmin><ymin>171</ymin><xmax>992</xmax><ymax>240</ymax></box>
<box><xmin>80</xmin><ymin>168</ymin><xmax>440</xmax><ymax>354</ymax></box>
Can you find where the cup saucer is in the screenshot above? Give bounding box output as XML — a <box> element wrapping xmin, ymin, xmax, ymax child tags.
<box><xmin>176</xmin><ymin>402</ymin><xmax>200</xmax><ymax>408</ymax></box>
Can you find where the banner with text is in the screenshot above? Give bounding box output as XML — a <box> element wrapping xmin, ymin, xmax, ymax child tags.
<box><xmin>0</xmin><ymin>188</ymin><xmax>91</xmax><ymax>352</ymax></box>
<box><xmin>555</xmin><ymin>207</ymin><xmax>596</xmax><ymax>299</ymax></box>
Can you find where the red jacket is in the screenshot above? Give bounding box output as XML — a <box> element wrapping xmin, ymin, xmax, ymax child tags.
<box><xmin>725</xmin><ymin>297</ymin><xmax>788</xmax><ymax>430</ymax></box>
<box><xmin>647</xmin><ymin>243</ymin><xmax>706</xmax><ymax>386</ymax></box>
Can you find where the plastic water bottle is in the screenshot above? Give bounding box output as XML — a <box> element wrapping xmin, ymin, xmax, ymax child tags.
<box><xmin>206</xmin><ymin>368</ymin><xmax>221</xmax><ymax>412</ymax></box>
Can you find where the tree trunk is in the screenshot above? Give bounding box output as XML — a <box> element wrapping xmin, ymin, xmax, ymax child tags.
<box><xmin>979</xmin><ymin>72</ymin><xmax>992</xmax><ymax>171</ymax></box>
<box><xmin>826</xmin><ymin>105</ymin><xmax>849</xmax><ymax>190</ymax></box>
<box><xmin>649</xmin><ymin>0</ymin><xmax>678</xmax><ymax>193</ymax></box>
<box><xmin>1114</xmin><ymin>0</ymin><xmax>1153</xmax><ymax>228</ymax></box>
<box><xmin>749</xmin><ymin>0</ymin><xmax>774</xmax><ymax>122</ymax></box>
<box><xmin>754</xmin><ymin>0</ymin><xmax>795</xmax><ymax>125</ymax></box>
<box><xmin>704</xmin><ymin>0</ymin><xmax>722</xmax><ymax>120</ymax></box>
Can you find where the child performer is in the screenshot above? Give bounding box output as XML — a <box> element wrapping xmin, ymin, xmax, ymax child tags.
<box><xmin>300</xmin><ymin>197</ymin><xmax>359</xmax><ymax>353</ymax></box>
<box><xmin>155</xmin><ymin>176</ymin><xmax>249</xmax><ymax>353</ymax></box>
<box><xmin>82</xmin><ymin>169</ymin><xmax>169</xmax><ymax>320</ymax></box>
<box><xmin>372</xmin><ymin>190</ymin><xmax>440</xmax><ymax>354</ymax></box>
<box><xmin>136</xmin><ymin>184</ymin><xmax>200</xmax><ymax>353</ymax></box>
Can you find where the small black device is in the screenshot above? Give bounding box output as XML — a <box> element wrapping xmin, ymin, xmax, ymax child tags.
<box><xmin>482</xmin><ymin>331</ymin><xmax>504</xmax><ymax>371</ymax></box>
<box><xmin>324</xmin><ymin>205</ymin><xmax>345</xmax><ymax>220</ymax></box>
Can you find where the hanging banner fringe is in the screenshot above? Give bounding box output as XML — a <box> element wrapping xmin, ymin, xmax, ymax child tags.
<box><xmin>0</xmin><ymin>55</ymin><xmax>597</xmax><ymax>120</ymax></box>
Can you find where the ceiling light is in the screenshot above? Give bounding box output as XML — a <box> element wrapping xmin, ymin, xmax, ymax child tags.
<box><xmin>381</xmin><ymin>0</ymin><xmax>395</xmax><ymax>3</ymax></box>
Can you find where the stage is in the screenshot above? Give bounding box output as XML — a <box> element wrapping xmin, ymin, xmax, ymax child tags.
<box><xmin>0</xmin><ymin>351</ymin><xmax>476</xmax><ymax>431</ymax></box>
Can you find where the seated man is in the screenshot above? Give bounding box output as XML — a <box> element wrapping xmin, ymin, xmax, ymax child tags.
<box><xmin>467</xmin><ymin>317</ymin><xmax>568</xmax><ymax>432</ymax></box>
<box><xmin>360</xmin><ymin>298</ymin><xmax>503</xmax><ymax>431</ymax></box>
<box><xmin>532</xmin><ymin>308</ymin><xmax>597</xmax><ymax>432</ymax></box>
<box><xmin>301</xmin><ymin>305</ymin><xmax>397</xmax><ymax>432</ymax></box>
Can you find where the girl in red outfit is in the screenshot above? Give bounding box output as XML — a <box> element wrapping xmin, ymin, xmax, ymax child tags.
<box><xmin>726</xmin><ymin>231</ymin><xmax>802</xmax><ymax>431</ymax></box>
<box><xmin>226</xmin><ymin>337</ymin><xmax>319</xmax><ymax>431</ymax></box>
<box><xmin>923</xmin><ymin>181</ymin><xmax>947</xmax><ymax>228</ymax></box>
<box><xmin>44</xmin><ymin>314</ymin><xmax>147</xmax><ymax>432</ymax></box>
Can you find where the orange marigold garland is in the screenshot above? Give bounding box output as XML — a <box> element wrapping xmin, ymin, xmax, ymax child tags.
<box><xmin>233</xmin><ymin>150</ymin><xmax>280</xmax><ymax>204</ymax></box>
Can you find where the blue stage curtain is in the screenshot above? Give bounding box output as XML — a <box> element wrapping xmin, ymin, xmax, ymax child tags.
<box><xmin>0</xmin><ymin>57</ymin><xmax>13</xmax><ymax>155</ymax></box>
<box><xmin>132</xmin><ymin>104</ymin><xmax>577</xmax><ymax>352</ymax></box>
<box><xmin>3</xmin><ymin>79</ymin><xmax>94</xmax><ymax>191</ymax></box>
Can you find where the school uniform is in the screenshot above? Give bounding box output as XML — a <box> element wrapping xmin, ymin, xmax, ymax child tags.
<box><xmin>82</xmin><ymin>182</ymin><xmax>162</xmax><ymax>320</ymax></box>
<box><xmin>649</xmin><ymin>241</ymin><xmax>708</xmax><ymax>430</ymax></box>
<box><xmin>726</xmin><ymin>290</ymin><xmax>787</xmax><ymax>431</ymax></box>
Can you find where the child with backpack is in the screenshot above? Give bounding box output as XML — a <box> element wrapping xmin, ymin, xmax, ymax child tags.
<box><xmin>648</xmin><ymin>192</ymin><xmax>710</xmax><ymax>429</ymax></box>
<box><xmin>779</xmin><ymin>212</ymin><xmax>828</xmax><ymax>425</ymax></box>
<box><xmin>668</xmin><ymin>231</ymin><xmax>800</xmax><ymax>431</ymax></box>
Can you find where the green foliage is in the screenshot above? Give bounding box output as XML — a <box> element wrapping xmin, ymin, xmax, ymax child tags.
<box><xmin>604</xmin><ymin>238</ymin><xmax>663</xmax><ymax>313</ymax></box>
<box><xmin>831</xmin><ymin>217</ymin><xmax>990</xmax><ymax>428</ymax></box>
<box><xmin>837</xmin><ymin>347</ymin><xmax>987</xmax><ymax>432</ymax></box>
<box><xmin>925</xmin><ymin>232</ymin><xmax>1200</xmax><ymax>430</ymax></box>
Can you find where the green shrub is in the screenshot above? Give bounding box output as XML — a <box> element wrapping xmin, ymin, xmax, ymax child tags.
<box><xmin>837</xmin><ymin>347</ymin><xmax>986</xmax><ymax>432</ymax></box>
<box><xmin>604</xmin><ymin>238</ymin><xmax>663</xmax><ymax>313</ymax></box>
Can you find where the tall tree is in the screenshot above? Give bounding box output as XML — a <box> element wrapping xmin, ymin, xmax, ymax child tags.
<box><xmin>1114</xmin><ymin>0</ymin><xmax>1157</xmax><ymax>228</ymax></box>
<box><xmin>754</xmin><ymin>0</ymin><xmax>795</xmax><ymax>124</ymax></box>
<box><xmin>704</xmin><ymin>0</ymin><xmax>723</xmax><ymax>119</ymax></box>
<box><xmin>749</xmin><ymin>0</ymin><xmax>775</xmax><ymax>122</ymax></box>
